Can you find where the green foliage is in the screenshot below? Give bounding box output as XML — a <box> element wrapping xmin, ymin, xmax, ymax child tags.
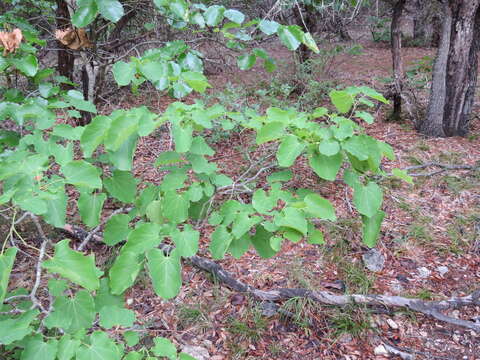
<box><xmin>0</xmin><ymin>4</ymin><xmax>395</xmax><ymax>359</ymax></box>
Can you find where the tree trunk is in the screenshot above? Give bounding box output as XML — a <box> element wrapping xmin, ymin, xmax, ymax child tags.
<box><xmin>390</xmin><ymin>0</ymin><xmax>406</xmax><ymax>120</ymax></box>
<box><xmin>56</xmin><ymin>0</ymin><xmax>75</xmax><ymax>89</ymax></box>
<box><xmin>419</xmin><ymin>0</ymin><xmax>480</xmax><ymax>137</ymax></box>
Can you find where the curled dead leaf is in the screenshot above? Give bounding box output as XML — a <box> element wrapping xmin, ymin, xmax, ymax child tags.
<box><xmin>0</xmin><ymin>28</ymin><xmax>23</xmax><ymax>56</ymax></box>
<box><xmin>55</xmin><ymin>27</ymin><xmax>92</xmax><ymax>50</ymax></box>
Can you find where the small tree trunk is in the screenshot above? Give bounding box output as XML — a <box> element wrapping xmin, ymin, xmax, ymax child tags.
<box><xmin>390</xmin><ymin>0</ymin><xmax>406</xmax><ymax>120</ymax></box>
<box><xmin>56</xmin><ymin>0</ymin><xmax>75</xmax><ymax>89</ymax></box>
<box><xmin>420</xmin><ymin>0</ymin><xmax>480</xmax><ymax>137</ymax></box>
<box><xmin>418</xmin><ymin>0</ymin><xmax>452</xmax><ymax>136</ymax></box>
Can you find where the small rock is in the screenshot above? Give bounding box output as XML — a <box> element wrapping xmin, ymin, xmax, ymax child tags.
<box><xmin>337</xmin><ymin>333</ymin><xmax>353</xmax><ymax>344</ymax></box>
<box><xmin>389</xmin><ymin>281</ymin><xmax>405</xmax><ymax>294</ymax></box>
<box><xmin>417</xmin><ymin>267</ymin><xmax>431</xmax><ymax>278</ymax></box>
<box><xmin>362</xmin><ymin>248</ymin><xmax>385</xmax><ymax>272</ymax></box>
<box><xmin>386</xmin><ymin>319</ymin><xmax>399</xmax><ymax>330</ymax></box>
<box><xmin>374</xmin><ymin>345</ymin><xmax>388</xmax><ymax>356</ymax></box>
<box><xmin>182</xmin><ymin>345</ymin><xmax>210</xmax><ymax>360</ymax></box>
<box><xmin>437</xmin><ymin>266</ymin><xmax>449</xmax><ymax>276</ymax></box>
<box><xmin>260</xmin><ymin>302</ymin><xmax>278</xmax><ymax>317</ymax></box>
<box><xmin>451</xmin><ymin>310</ymin><xmax>460</xmax><ymax>319</ymax></box>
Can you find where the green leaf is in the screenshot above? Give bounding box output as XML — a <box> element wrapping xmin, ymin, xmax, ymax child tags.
<box><xmin>107</xmin><ymin>133</ymin><xmax>138</xmax><ymax>171</ymax></box>
<box><xmin>11</xmin><ymin>54</ymin><xmax>38</xmax><ymax>77</ymax></box>
<box><xmin>377</xmin><ymin>140</ymin><xmax>395</xmax><ymax>160</ymax></box>
<box><xmin>252</xmin><ymin>189</ymin><xmax>276</xmax><ymax>214</ymax></box>
<box><xmin>62</xmin><ymin>160</ymin><xmax>102</xmax><ymax>189</ymax></box>
<box><xmin>362</xmin><ymin>210</ymin><xmax>385</xmax><ymax>248</ymax></box>
<box><xmin>99</xmin><ymin>306</ymin><xmax>135</xmax><ymax>329</ymax></box>
<box><xmin>77</xmin><ymin>191</ymin><xmax>106</xmax><ymax>227</ymax></box>
<box><xmin>169</xmin><ymin>0</ymin><xmax>188</xmax><ymax>19</ymax></box>
<box><xmin>80</xmin><ymin>115</ymin><xmax>112</xmax><ymax>158</ymax></box>
<box><xmin>353</xmin><ymin>182</ymin><xmax>383</xmax><ymax>218</ymax></box>
<box><xmin>66</xmin><ymin>90</ymin><xmax>97</xmax><ymax>113</ymax></box>
<box><xmin>109</xmin><ymin>251</ymin><xmax>142</xmax><ymax>295</ymax></box>
<box><xmin>0</xmin><ymin>247</ymin><xmax>17</xmax><ymax>305</ymax></box>
<box><xmin>72</xmin><ymin>0</ymin><xmax>98</xmax><ymax>27</ymax></box>
<box><xmin>44</xmin><ymin>291</ymin><xmax>96</xmax><ymax>333</ymax></box>
<box><xmin>104</xmin><ymin>112</ymin><xmax>139</xmax><ymax>151</ymax></box>
<box><xmin>190</xmin><ymin>136</ymin><xmax>214</xmax><ymax>156</ymax></box>
<box><xmin>21</xmin><ymin>335</ymin><xmax>58</xmax><ymax>360</ymax></box>
<box><xmin>0</xmin><ymin>310</ymin><xmax>39</xmax><ymax>345</ymax></box>
<box><xmin>112</xmin><ymin>61</ymin><xmax>136</xmax><ymax>86</ymax></box>
<box><xmin>307</xmin><ymin>228</ymin><xmax>325</xmax><ymax>245</ymax></box>
<box><xmin>103</xmin><ymin>214</ymin><xmax>131</xmax><ymax>246</ymax></box>
<box><xmin>277</xmin><ymin>25</ymin><xmax>302</xmax><ymax>51</ymax></box>
<box><xmin>250</xmin><ymin>226</ymin><xmax>276</xmax><ymax>258</ymax></box>
<box><xmin>162</xmin><ymin>191</ymin><xmax>189</xmax><ymax>223</ymax></box>
<box><xmin>308</xmin><ymin>152</ymin><xmax>343</xmax><ymax>181</ymax></box>
<box><xmin>237</xmin><ymin>53</ymin><xmax>256</xmax><ymax>70</ymax></box>
<box><xmin>259</xmin><ymin>20</ymin><xmax>279</xmax><ymax>35</ymax></box>
<box><xmin>139</xmin><ymin>61</ymin><xmax>168</xmax><ymax>85</ymax></box>
<box><xmin>224</xmin><ymin>9</ymin><xmax>245</xmax><ymax>24</ymax></box>
<box><xmin>48</xmin><ymin>278</ymin><xmax>68</xmax><ymax>297</ymax></box>
<box><xmin>232</xmin><ymin>213</ymin><xmax>261</xmax><ymax>239</ymax></box>
<box><xmin>302</xmin><ymin>32</ymin><xmax>319</xmax><ymax>53</ymax></box>
<box><xmin>155</xmin><ymin>151</ymin><xmax>184</xmax><ymax>166</ymax></box>
<box><xmin>342</xmin><ymin>135</ymin><xmax>378</xmax><ymax>161</ymax></box>
<box><xmin>179</xmin><ymin>353</ymin><xmax>197</xmax><ymax>360</ymax></box>
<box><xmin>43</xmin><ymin>239</ymin><xmax>102</xmax><ymax>291</ymax></box>
<box><xmin>171</xmin><ymin>224</ymin><xmax>199</xmax><ymax>257</ymax></box>
<box><xmin>229</xmin><ymin>234</ymin><xmax>251</xmax><ymax>259</ymax></box>
<box><xmin>124</xmin><ymin>352</ymin><xmax>143</xmax><ymax>360</ymax></box>
<box><xmin>355</xmin><ymin>111</ymin><xmax>374</xmax><ymax>124</ymax></box>
<box><xmin>329</xmin><ymin>90</ymin><xmax>354</xmax><ymax>114</ymax></box>
<box><xmin>122</xmin><ymin>222</ymin><xmax>162</xmax><ymax>255</ymax></box>
<box><xmin>181</xmin><ymin>71</ymin><xmax>211</xmax><ymax>93</ymax></box>
<box><xmin>318</xmin><ymin>139</ymin><xmax>340</xmax><ymax>156</ymax></box>
<box><xmin>76</xmin><ymin>331</ymin><xmax>121</xmax><ymax>360</ymax></box>
<box><xmin>103</xmin><ymin>170</ymin><xmax>137</xmax><ymax>203</ymax></box>
<box><xmin>256</xmin><ymin>122</ymin><xmax>285</xmax><ymax>144</ymax></box>
<box><xmin>276</xmin><ymin>134</ymin><xmax>305</xmax><ymax>167</ymax></box>
<box><xmin>123</xmin><ymin>331</ymin><xmax>140</xmax><ymax>347</ymax></box>
<box><xmin>146</xmin><ymin>249</ymin><xmax>182</xmax><ymax>299</ymax></box>
<box><xmin>43</xmin><ymin>189</ymin><xmax>68</xmax><ymax>228</ymax></box>
<box><xmin>172</xmin><ymin>122</ymin><xmax>193</xmax><ymax>153</ymax></box>
<box><xmin>204</xmin><ymin>5</ymin><xmax>225</xmax><ymax>26</ymax></box>
<box><xmin>304</xmin><ymin>194</ymin><xmax>336</xmax><ymax>221</ymax></box>
<box><xmin>151</xmin><ymin>337</ymin><xmax>177</xmax><ymax>359</ymax></box>
<box><xmin>209</xmin><ymin>225</ymin><xmax>233</xmax><ymax>259</ymax></box>
<box><xmin>95</xmin><ymin>278</ymin><xmax>124</xmax><ymax>311</ymax></box>
<box><xmin>96</xmin><ymin>0</ymin><xmax>124</xmax><ymax>22</ymax></box>
<box><xmin>275</xmin><ymin>207</ymin><xmax>307</xmax><ymax>235</ymax></box>
<box><xmin>392</xmin><ymin>168</ymin><xmax>413</xmax><ymax>184</ymax></box>
<box><xmin>172</xmin><ymin>81</ymin><xmax>192</xmax><ymax>98</ymax></box>
<box><xmin>57</xmin><ymin>335</ymin><xmax>81</xmax><ymax>360</ymax></box>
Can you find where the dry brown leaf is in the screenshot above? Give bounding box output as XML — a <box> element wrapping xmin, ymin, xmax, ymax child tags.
<box><xmin>55</xmin><ymin>27</ymin><xmax>92</xmax><ymax>50</ymax></box>
<box><xmin>0</xmin><ymin>28</ymin><xmax>23</xmax><ymax>55</ymax></box>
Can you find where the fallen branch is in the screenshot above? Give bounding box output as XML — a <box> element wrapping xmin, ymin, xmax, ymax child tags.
<box><xmin>63</xmin><ymin>225</ymin><xmax>480</xmax><ymax>332</ymax></box>
<box><xmin>402</xmin><ymin>162</ymin><xmax>479</xmax><ymax>177</ymax></box>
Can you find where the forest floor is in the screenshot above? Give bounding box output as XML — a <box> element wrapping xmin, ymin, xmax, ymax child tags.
<box><xmin>11</xmin><ymin>38</ymin><xmax>480</xmax><ymax>359</ymax></box>
<box><xmin>119</xmin><ymin>40</ymin><xmax>480</xmax><ymax>359</ymax></box>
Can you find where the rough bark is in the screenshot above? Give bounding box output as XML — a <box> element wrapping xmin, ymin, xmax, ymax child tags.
<box><xmin>443</xmin><ymin>1</ymin><xmax>480</xmax><ymax>136</ymax></box>
<box><xmin>390</xmin><ymin>0</ymin><xmax>406</xmax><ymax>120</ymax></box>
<box><xmin>56</xmin><ymin>0</ymin><xmax>75</xmax><ymax>89</ymax></box>
<box><xmin>420</xmin><ymin>0</ymin><xmax>480</xmax><ymax>137</ymax></box>
<box><xmin>419</xmin><ymin>0</ymin><xmax>452</xmax><ymax>136</ymax></box>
